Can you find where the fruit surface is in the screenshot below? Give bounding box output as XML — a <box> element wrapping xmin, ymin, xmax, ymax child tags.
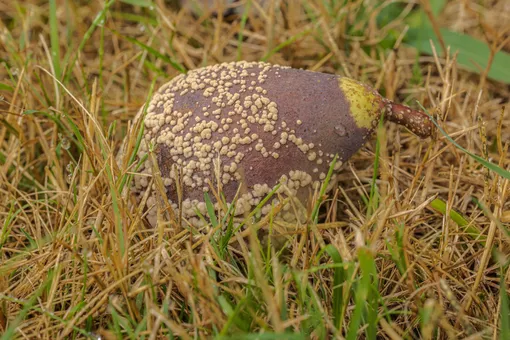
<box><xmin>120</xmin><ymin>61</ymin><xmax>431</xmax><ymax>224</ymax></box>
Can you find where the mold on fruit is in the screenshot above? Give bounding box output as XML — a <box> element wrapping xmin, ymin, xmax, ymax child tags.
<box><xmin>119</xmin><ymin>61</ymin><xmax>432</xmax><ymax>226</ymax></box>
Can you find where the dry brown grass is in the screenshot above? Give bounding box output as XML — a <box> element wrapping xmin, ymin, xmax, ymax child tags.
<box><xmin>0</xmin><ymin>0</ymin><xmax>509</xmax><ymax>339</ymax></box>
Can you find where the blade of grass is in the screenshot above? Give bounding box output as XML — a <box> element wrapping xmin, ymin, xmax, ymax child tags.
<box><xmin>236</xmin><ymin>0</ymin><xmax>252</xmax><ymax>61</ymax></box>
<box><xmin>110</xmin><ymin>29</ymin><xmax>186</xmax><ymax>74</ymax></box>
<box><xmin>407</xmin><ymin>27</ymin><xmax>510</xmax><ymax>84</ymax></box>
<box><xmin>1</xmin><ymin>272</ymin><xmax>54</xmax><ymax>340</ymax></box>
<box><xmin>216</xmin><ymin>333</ymin><xmax>306</xmax><ymax>340</ymax></box>
<box><xmin>119</xmin><ymin>0</ymin><xmax>154</xmax><ymax>7</ymax></box>
<box><xmin>109</xmin><ymin>303</ymin><xmax>124</xmax><ymax>338</ymax></box>
<box><xmin>261</xmin><ymin>28</ymin><xmax>313</xmax><ymax>62</ymax></box>
<box><xmin>323</xmin><ymin>245</ymin><xmax>346</xmax><ymax>332</ymax></box>
<box><xmin>98</xmin><ymin>12</ymin><xmax>106</xmax><ymax>125</ymax></box>
<box><xmin>500</xmin><ymin>268</ymin><xmax>510</xmax><ymax>339</ymax></box>
<box><xmin>368</xmin><ymin>117</ymin><xmax>383</xmax><ymax>216</ymax></box>
<box><xmin>49</xmin><ymin>0</ymin><xmax>61</xmax><ymax>79</ymax></box>
<box><xmin>0</xmin><ymin>118</ymin><xmax>20</xmax><ymax>138</ymax></box>
<box><xmin>233</xmin><ymin>183</ymin><xmax>281</xmax><ymax>234</ymax></box>
<box><xmin>290</xmin><ymin>271</ymin><xmax>327</xmax><ymax>338</ymax></box>
<box><xmin>0</xmin><ymin>203</ymin><xmax>16</xmax><ymax>250</ymax></box>
<box><xmin>111</xmin><ymin>11</ymin><xmax>158</xmax><ymax>26</ymax></box>
<box><xmin>429</xmin><ymin>0</ymin><xmax>447</xmax><ymax>16</ymax></box>
<box><xmin>311</xmin><ymin>155</ymin><xmax>338</xmax><ymax>223</ymax></box>
<box><xmin>204</xmin><ymin>192</ymin><xmax>219</xmax><ymax>228</ymax></box>
<box><xmin>428</xmin><ymin>198</ymin><xmax>487</xmax><ymax>244</ymax></box>
<box><xmin>359</xmin><ymin>249</ymin><xmax>379</xmax><ymax>340</ymax></box>
<box><xmin>346</xmin><ymin>279</ymin><xmax>365</xmax><ymax>339</ymax></box>
<box><xmin>0</xmin><ymin>83</ymin><xmax>14</xmax><ymax>91</ymax></box>
<box><xmin>218</xmin><ymin>295</ymin><xmax>250</xmax><ymax>335</ymax></box>
<box><xmin>346</xmin><ymin>248</ymin><xmax>379</xmax><ymax>340</ymax></box>
<box><xmin>419</xmin><ymin>103</ymin><xmax>510</xmax><ymax>180</ymax></box>
<box><xmin>107</xmin><ymin>162</ymin><xmax>125</xmax><ymax>257</ymax></box>
<box><xmin>420</xmin><ymin>299</ymin><xmax>441</xmax><ymax>339</ymax></box>
<box><xmin>471</xmin><ymin>197</ymin><xmax>510</xmax><ymax>241</ymax></box>
<box><xmin>118</xmin><ymin>78</ymin><xmax>157</xmax><ymax>193</ymax></box>
<box><xmin>386</xmin><ymin>222</ymin><xmax>408</xmax><ymax>276</ymax></box>
<box><xmin>219</xmin><ymin>214</ymin><xmax>235</xmax><ymax>258</ymax></box>
<box><xmin>63</xmin><ymin>0</ymin><xmax>115</xmax><ymax>83</ymax></box>
<box><xmin>0</xmin><ymin>294</ymin><xmax>92</xmax><ymax>338</ymax></box>
<box><xmin>133</xmin><ymin>313</ymin><xmax>148</xmax><ymax>339</ymax></box>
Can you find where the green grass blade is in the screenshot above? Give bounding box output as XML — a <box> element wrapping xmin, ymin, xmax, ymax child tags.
<box><xmin>64</xmin><ymin>0</ymin><xmax>115</xmax><ymax>83</ymax></box>
<box><xmin>23</xmin><ymin>110</ymin><xmax>84</xmax><ymax>153</ymax></box>
<box><xmin>233</xmin><ymin>183</ymin><xmax>281</xmax><ymax>234</ymax></box>
<box><xmin>49</xmin><ymin>0</ymin><xmax>61</xmax><ymax>79</ymax></box>
<box><xmin>111</xmin><ymin>11</ymin><xmax>158</xmax><ymax>26</ymax></box>
<box><xmin>429</xmin><ymin>0</ymin><xmax>447</xmax><ymax>16</ymax></box>
<box><xmin>118</xmin><ymin>77</ymin><xmax>157</xmax><ymax>193</ymax></box>
<box><xmin>0</xmin><ymin>294</ymin><xmax>91</xmax><ymax>338</ymax></box>
<box><xmin>220</xmin><ymin>215</ymin><xmax>235</xmax><ymax>258</ymax></box>
<box><xmin>324</xmin><ymin>245</ymin><xmax>346</xmax><ymax>332</ymax></box>
<box><xmin>204</xmin><ymin>192</ymin><xmax>218</xmax><ymax>228</ymax></box>
<box><xmin>216</xmin><ymin>333</ymin><xmax>306</xmax><ymax>340</ymax></box>
<box><xmin>407</xmin><ymin>27</ymin><xmax>510</xmax><ymax>84</ymax></box>
<box><xmin>107</xmin><ymin>163</ymin><xmax>125</xmax><ymax>257</ymax></box>
<box><xmin>368</xmin><ymin>118</ymin><xmax>383</xmax><ymax>216</ymax></box>
<box><xmin>346</xmin><ymin>283</ymin><xmax>365</xmax><ymax>340</ymax></box>
<box><xmin>311</xmin><ymin>155</ymin><xmax>338</xmax><ymax>223</ymax></box>
<box><xmin>218</xmin><ymin>295</ymin><xmax>250</xmax><ymax>335</ymax></box>
<box><xmin>1</xmin><ymin>272</ymin><xmax>54</xmax><ymax>340</ymax></box>
<box><xmin>261</xmin><ymin>29</ymin><xmax>312</xmax><ymax>62</ymax></box>
<box><xmin>0</xmin><ymin>118</ymin><xmax>20</xmax><ymax>138</ymax></box>
<box><xmin>428</xmin><ymin>198</ymin><xmax>486</xmax><ymax>244</ymax></box>
<box><xmin>386</xmin><ymin>223</ymin><xmax>407</xmax><ymax>276</ymax></box>
<box><xmin>471</xmin><ymin>197</ymin><xmax>510</xmax><ymax>240</ymax></box>
<box><xmin>134</xmin><ymin>313</ymin><xmax>148</xmax><ymax>339</ymax></box>
<box><xmin>236</xmin><ymin>0</ymin><xmax>251</xmax><ymax>61</ymax></box>
<box><xmin>111</xmin><ymin>30</ymin><xmax>186</xmax><ymax>74</ymax></box>
<box><xmin>500</xmin><ymin>268</ymin><xmax>510</xmax><ymax>339</ymax></box>
<box><xmin>419</xmin><ymin>103</ymin><xmax>510</xmax><ymax>180</ymax></box>
<box><xmin>0</xmin><ymin>83</ymin><xmax>14</xmax><ymax>91</ymax></box>
<box><xmin>119</xmin><ymin>0</ymin><xmax>154</xmax><ymax>7</ymax></box>
<box><xmin>63</xmin><ymin>114</ymin><xmax>87</xmax><ymax>153</ymax></box>
<box><xmin>346</xmin><ymin>248</ymin><xmax>379</xmax><ymax>340</ymax></box>
<box><xmin>109</xmin><ymin>303</ymin><xmax>124</xmax><ymax>338</ymax></box>
<box><xmin>359</xmin><ymin>249</ymin><xmax>379</xmax><ymax>340</ymax></box>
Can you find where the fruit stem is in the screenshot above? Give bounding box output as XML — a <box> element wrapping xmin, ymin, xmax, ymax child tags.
<box><xmin>385</xmin><ymin>102</ymin><xmax>433</xmax><ymax>138</ymax></box>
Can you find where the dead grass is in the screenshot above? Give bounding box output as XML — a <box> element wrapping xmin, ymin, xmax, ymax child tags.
<box><xmin>0</xmin><ymin>0</ymin><xmax>509</xmax><ymax>339</ymax></box>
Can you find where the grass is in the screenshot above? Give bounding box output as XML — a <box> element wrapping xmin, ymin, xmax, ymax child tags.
<box><xmin>0</xmin><ymin>0</ymin><xmax>509</xmax><ymax>339</ymax></box>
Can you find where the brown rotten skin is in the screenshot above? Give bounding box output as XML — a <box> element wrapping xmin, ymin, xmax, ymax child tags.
<box><xmin>122</xmin><ymin>61</ymin><xmax>432</xmax><ymax>225</ymax></box>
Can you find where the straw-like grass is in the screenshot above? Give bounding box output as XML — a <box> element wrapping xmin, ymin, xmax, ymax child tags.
<box><xmin>0</xmin><ymin>1</ymin><xmax>509</xmax><ymax>339</ymax></box>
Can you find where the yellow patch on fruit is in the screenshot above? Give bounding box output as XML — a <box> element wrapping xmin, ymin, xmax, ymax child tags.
<box><xmin>338</xmin><ymin>77</ymin><xmax>380</xmax><ymax>129</ymax></box>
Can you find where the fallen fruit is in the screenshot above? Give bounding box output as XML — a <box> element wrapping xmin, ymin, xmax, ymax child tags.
<box><xmin>119</xmin><ymin>61</ymin><xmax>432</xmax><ymax>225</ymax></box>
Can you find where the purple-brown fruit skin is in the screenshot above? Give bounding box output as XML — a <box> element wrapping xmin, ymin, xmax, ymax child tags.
<box><xmin>160</xmin><ymin>67</ymin><xmax>370</xmax><ymax>198</ymax></box>
<box><xmin>125</xmin><ymin>61</ymin><xmax>431</xmax><ymax>222</ymax></box>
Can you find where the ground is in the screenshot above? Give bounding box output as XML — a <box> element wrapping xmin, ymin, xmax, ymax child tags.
<box><xmin>0</xmin><ymin>0</ymin><xmax>509</xmax><ymax>339</ymax></box>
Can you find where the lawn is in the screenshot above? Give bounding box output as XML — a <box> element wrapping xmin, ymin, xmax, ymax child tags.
<box><xmin>0</xmin><ymin>0</ymin><xmax>509</xmax><ymax>339</ymax></box>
